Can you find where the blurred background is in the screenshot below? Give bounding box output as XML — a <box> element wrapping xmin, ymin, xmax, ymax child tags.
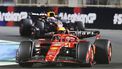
<box><xmin>0</xmin><ymin>0</ymin><xmax>122</xmax><ymax>7</ymax></box>
<box><xmin>0</xmin><ymin>0</ymin><xmax>122</xmax><ymax>65</ymax></box>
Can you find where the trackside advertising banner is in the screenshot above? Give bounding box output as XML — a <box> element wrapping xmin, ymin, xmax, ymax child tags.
<box><xmin>0</xmin><ymin>6</ymin><xmax>122</xmax><ymax>29</ymax></box>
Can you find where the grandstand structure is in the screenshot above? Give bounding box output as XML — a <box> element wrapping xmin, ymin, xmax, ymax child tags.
<box><xmin>0</xmin><ymin>0</ymin><xmax>122</xmax><ymax>8</ymax></box>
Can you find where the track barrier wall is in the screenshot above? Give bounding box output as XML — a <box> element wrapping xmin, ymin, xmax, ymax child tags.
<box><xmin>0</xmin><ymin>6</ymin><xmax>122</xmax><ymax>29</ymax></box>
<box><xmin>0</xmin><ymin>6</ymin><xmax>122</xmax><ymax>61</ymax></box>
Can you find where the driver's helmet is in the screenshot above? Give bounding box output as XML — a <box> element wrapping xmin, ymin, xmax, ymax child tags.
<box><xmin>57</xmin><ymin>27</ymin><xmax>66</xmax><ymax>34</ymax></box>
<box><xmin>47</xmin><ymin>11</ymin><xmax>55</xmax><ymax>17</ymax></box>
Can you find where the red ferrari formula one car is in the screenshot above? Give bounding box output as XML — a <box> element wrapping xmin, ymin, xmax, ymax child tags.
<box><xmin>16</xmin><ymin>31</ymin><xmax>112</xmax><ymax>67</ymax></box>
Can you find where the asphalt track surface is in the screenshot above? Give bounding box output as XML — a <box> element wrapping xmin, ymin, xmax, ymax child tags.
<box><xmin>0</xmin><ymin>26</ymin><xmax>122</xmax><ymax>69</ymax></box>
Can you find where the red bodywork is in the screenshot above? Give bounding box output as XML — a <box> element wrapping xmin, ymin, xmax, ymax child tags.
<box><xmin>28</xmin><ymin>34</ymin><xmax>83</xmax><ymax>63</ymax></box>
<box><xmin>45</xmin><ymin>34</ymin><xmax>79</xmax><ymax>62</ymax></box>
<box><xmin>28</xmin><ymin>33</ymin><xmax>100</xmax><ymax>63</ymax></box>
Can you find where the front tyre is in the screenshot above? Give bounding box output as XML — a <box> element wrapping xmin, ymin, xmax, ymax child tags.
<box><xmin>16</xmin><ymin>41</ymin><xmax>33</xmax><ymax>67</ymax></box>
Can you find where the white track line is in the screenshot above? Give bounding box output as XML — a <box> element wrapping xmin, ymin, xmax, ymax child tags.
<box><xmin>0</xmin><ymin>62</ymin><xmax>18</xmax><ymax>66</ymax></box>
<box><xmin>0</xmin><ymin>40</ymin><xmax>19</xmax><ymax>44</ymax></box>
<box><xmin>0</xmin><ymin>40</ymin><xmax>19</xmax><ymax>66</ymax></box>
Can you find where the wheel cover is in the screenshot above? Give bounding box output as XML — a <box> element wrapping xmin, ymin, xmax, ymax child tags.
<box><xmin>108</xmin><ymin>46</ymin><xmax>112</xmax><ymax>63</ymax></box>
<box><xmin>89</xmin><ymin>47</ymin><xmax>94</xmax><ymax>64</ymax></box>
<box><xmin>86</xmin><ymin>47</ymin><xmax>94</xmax><ymax>65</ymax></box>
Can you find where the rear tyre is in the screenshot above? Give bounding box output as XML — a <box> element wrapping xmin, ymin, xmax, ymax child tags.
<box><xmin>76</xmin><ymin>41</ymin><xmax>94</xmax><ymax>67</ymax></box>
<box><xmin>94</xmin><ymin>39</ymin><xmax>112</xmax><ymax>64</ymax></box>
<box><xmin>35</xmin><ymin>20</ymin><xmax>44</xmax><ymax>31</ymax></box>
<box><xmin>16</xmin><ymin>41</ymin><xmax>33</xmax><ymax>67</ymax></box>
<box><xmin>33</xmin><ymin>21</ymin><xmax>45</xmax><ymax>38</ymax></box>
<box><xmin>19</xmin><ymin>19</ymin><xmax>32</xmax><ymax>36</ymax></box>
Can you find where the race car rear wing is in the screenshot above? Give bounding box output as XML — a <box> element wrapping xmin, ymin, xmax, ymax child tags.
<box><xmin>42</xmin><ymin>30</ymin><xmax>100</xmax><ymax>39</ymax></box>
<box><xmin>69</xmin><ymin>30</ymin><xmax>100</xmax><ymax>38</ymax></box>
<box><xmin>28</xmin><ymin>12</ymin><xmax>47</xmax><ymax>20</ymax></box>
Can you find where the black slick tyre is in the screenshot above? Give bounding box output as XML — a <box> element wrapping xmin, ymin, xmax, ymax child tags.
<box><xmin>16</xmin><ymin>41</ymin><xmax>33</xmax><ymax>67</ymax></box>
<box><xmin>94</xmin><ymin>39</ymin><xmax>112</xmax><ymax>64</ymax></box>
<box><xmin>19</xmin><ymin>19</ymin><xmax>32</xmax><ymax>36</ymax></box>
<box><xmin>33</xmin><ymin>20</ymin><xmax>45</xmax><ymax>38</ymax></box>
<box><xmin>76</xmin><ymin>41</ymin><xmax>94</xmax><ymax>67</ymax></box>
